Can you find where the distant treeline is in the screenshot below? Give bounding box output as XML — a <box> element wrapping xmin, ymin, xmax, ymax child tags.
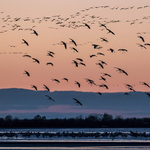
<box><xmin>1</xmin><ymin>113</ymin><xmax>150</xmax><ymax>128</ymax></box>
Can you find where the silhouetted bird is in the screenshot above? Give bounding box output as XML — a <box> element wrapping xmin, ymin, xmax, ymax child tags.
<box><xmin>144</xmin><ymin>43</ymin><xmax>150</xmax><ymax>46</ymax></box>
<box><xmin>76</xmin><ymin>58</ymin><xmax>83</xmax><ymax>62</ymax></box>
<box><xmin>75</xmin><ymin>81</ymin><xmax>80</xmax><ymax>87</ymax></box>
<box><xmin>100</xmin><ymin>38</ymin><xmax>108</xmax><ymax>42</ymax></box>
<box><xmin>23</xmin><ymin>70</ymin><xmax>30</xmax><ymax>77</ymax></box>
<box><xmin>46</xmin><ymin>62</ymin><xmax>53</xmax><ymax>66</ymax></box>
<box><xmin>73</xmin><ymin>98</ymin><xmax>82</xmax><ymax>106</ymax></box>
<box><xmin>108</xmin><ymin>48</ymin><xmax>115</xmax><ymax>53</ymax></box>
<box><xmin>32</xmin><ymin>58</ymin><xmax>40</xmax><ymax>64</ymax></box>
<box><xmin>90</xmin><ymin>54</ymin><xmax>97</xmax><ymax>58</ymax></box>
<box><xmin>47</xmin><ymin>51</ymin><xmax>55</xmax><ymax>55</ymax></box>
<box><xmin>114</xmin><ymin>67</ymin><xmax>128</xmax><ymax>76</ymax></box>
<box><xmin>99</xmin><ymin>76</ymin><xmax>106</xmax><ymax>82</ymax></box>
<box><xmin>32</xmin><ymin>29</ymin><xmax>38</xmax><ymax>36</ymax></box>
<box><xmin>71</xmin><ymin>47</ymin><xmax>78</xmax><ymax>53</ymax></box>
<box><xmin>97</xmin><ymin>52</ymin><xmax>105</xmax><ymax>56</ymax></box>
<box><xmin>92</xmin><ymin>44</ymin><xmax>102</xmax><ymax>49</ymax></box>
<box><xmin>106</xmin><ymin>28</ymin><xmax>115</xmax><ymax>35</ymax></box>
<box><xmin>62</xmin><ymin>78</ymin><xmax>68</xmax><ymax>82</ymax></box>
<box><xmin>61</xmin><ymin>41</ymin><xmax>67</xmax><ymax>49</ymax></box>
<box><xmin>98</xmin><ymin>84</ymin><xmax>109</xmax><ymax>89</ymax></box>
<box><xmin>72</xmin><ymin>60</ymin><xmax>78</xmax><ymax>67</ymax></box>
<box><xmin>96</xmin><ymin>63</ymin><xmax>104</xmax><ymax>69</ymax></box>
<box><xmin>118</xmin><ymin>49</ymin><xmax>128</xmax><ymax>52</ymax></box>
<box><xmin>52</xmin><ymin>79</ymin><xmax>60</xmax><ymax>83</ymax></box>
<box><xmin>124</xmin><ymin>92</ymin><xmax>130</xmax><ymax>96</ymax></box>
<box><xmin>84</xmin><ymin>23</ymin><xmax>90</xmax><ymax>29</ymax></box>
<box><xmin>137</xmin><ymin>36</ymin><xmax>145</xmax><ymax>42</ymax></box>
<box><xmin>31</xmin><ymin>85</ymin><xmax>37</xmax><ymax>90</ymax></box>
<box><xmin>98</xmin><ymin>92</ymin><xmax>102</xmax><ymax>95</ymax></box>
<box><xmin>146</xmin><ymin>92</ymin><xmax>150</xmax><ymax>97</ymax></box>
<box><xmin>101</xmin><ymin>73</ymin><xmax>111</xmax><ymax>77</ymax></box>
<box><xmin>69</xmin><ymin>38</ymin><xmax>77</xmax><ymax>46</ymax></box>
<box><xmin>23</xmin><ymin>54</ymin><xmax>31</xmax><ymax>58</ymax></box>
<box><xmin>80</xmin><ymin>62</ymin><xmax>86</xmax><ymax>66</ymax></box>
<box><xmin>22</xmin><ymin>39</ymin><xmax>29</xmax><ymax>46</ymax></box>
<box><xmin>137</xmin><ymin>43</ymin><xmax>147</xmax><ymax>49</ymax></box>
<box><xmin>43</xmin><ymin>84</ymin><xmax>50</xmax><ymax>92</ymax></box>
<box><xmin>85</xmin><ymin>78</ymin><xmax>96</xmax><ymax>86</ymax></box>
<box><xmin>47</xmin><ymin>53</ymin><xmax>54</xmax><ymax>57</ymax></box>
<box><xmin>140</xmin><ymin>82</ymin><xmax>150</xmax><ymax>88</ymax></box>
<box><xmin>98</xmin><ymin>60</ymin><xmax>107</xmax><ymax>65</ymax></box>
<box><xmin>45</xmin><ymin>95</ymin><xmax>55</xmax><ymax>101</ymax></box>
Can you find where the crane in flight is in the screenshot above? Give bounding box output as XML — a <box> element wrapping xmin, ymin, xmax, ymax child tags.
<box><xmin>96</xmin><ymin>62</ymin><xmax>104</xmax><ymax>69</ymax></box>
<box><xmin>108</xmin><ymin>48</ymin><xmax>115</xmax><ymax>53</ymax></box>
<box><xmin>73</xmin><ymin>98</ymin><xmax>82</xmax><ymax>106</ymax></box>
<box><xmin>76</xmin><ymin>58</ymin><xmax>83</xmax><ymax>62</ymax></box>
<box><xmin>137</xmin><ymin>36</ymin><xmax>145</xmax><ymax>42</ymax></box>
<box><xmin>101</xmin><ymin>73</ymin><xmax>111</xmax><ymax>77</ymax></box>
<box><xmin>75</xmin><ymin>81</ymin><xmax>80</xmax><ymax>87</ymax></box>
<box><xmin>114</xmin><ymin>67</ymin><xmax>128</xmax><ymax>76</ymax></box>
<box><xmin>106</xmin><ymin>28</ymin><xmax>115</xmax><ymax>35</ymax></box>
<box><xmin>52</xmin><ymin>79</ymin><xmax>60</xmax><ymax>83</ymax></box>
<box><xmin>46</xmin><ymin>62</ymin><xmax>54</xmax><ymax>66</ymax></box>
<box><xmin>85</xmin><ymin>78</ymin><xmax>96</xmax><ymax>86</ymax></box>
<box><xmin>140</xmin><ymin>82</ymin><xmax>150</xmax><ymax>88</ymax></box>
<box><xmin>62</xmin><ymin>78</ymin><xmax>68</xmax><ymax>82</ymax></box>
<box><xmin>45</xmin><ymin>95</ymin><xmax>55</xmax><ymax>102</ymax></box>
<box><xmin>23</xmin><ymin>70</ymin><xmax>30</xmax><ymax>77</ymax></box>
<box><xmin>43</xmin><ymin>84</ymin><xmax>50</xmax><ymax>92</ymax></box>
<box><xmin>32</xmin><ymin>29</ymin><xmax>38</xmax><ymax>36</ymax></box>
<box><xmin>69</xmin><ymin>38</ymin><xmax>77</xmax><ymax>46</ymax></box>
<box><xmin>32</xmin><ymin>58</ymin><xmax>40</xmax><ymax>64</ymax></box>
<box><xmin>31</xmin><ymin>85</ymin><xmax>37</xmax><ymax>91</ymax></box>
<box><xmin>99</xmin><ymin>76</ymin><xmax>107</xmax><ymax>82</ymax></box>
<box><xmin>61</xmin><ymin>41</ymin><xmax>67</xmax><ymax>49</ymax></box>
<box><xmin>72</xmin><ymin>60</ymin><xmax>78</xmax><ymax>67</ymax></box>
<box><xmin>22</xmin><ymin>39</ymin><xmax>29</xmax><ymax>46</ymax></box>
<box><xmin>97</xmin><ymin>52</ymin><xmax>105</xmax><ymax>56</ymax></box>
<box><xmin>83</xmin><ymin>23</ymin><xmax>90</xmax><ymax>29</ymax></box>
<box><xmin>23</xmin><ymin>54</ymin><xmax>31</xmax><ymax>58</ymax></box>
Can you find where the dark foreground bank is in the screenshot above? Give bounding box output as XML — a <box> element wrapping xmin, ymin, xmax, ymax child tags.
<box><xmin>1</xmin><ymin>141</ymin><xmax>150</xmax><ymax>147</ymax></box>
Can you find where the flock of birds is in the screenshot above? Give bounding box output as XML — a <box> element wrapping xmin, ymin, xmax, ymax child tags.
<box><xmin>1</xmin><ymin>4</ymin><xmax>150</xmax><ymax>107</ymax></box>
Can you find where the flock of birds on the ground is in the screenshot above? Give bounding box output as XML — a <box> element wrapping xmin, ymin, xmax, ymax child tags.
<box><xmin>1</xmin><ymin>4</ymin><xmax>150</xmax><ymax>106</ymax></box>
<box><xmin>1</xmin><ymin>130</ymin><xmax>150</xmax><ymax>139</ymax></box>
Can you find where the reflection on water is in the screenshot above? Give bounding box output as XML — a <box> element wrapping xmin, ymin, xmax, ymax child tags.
<box><xmin>1</xmin><ymin>146</ymin><xmax>150</xmax><ymax>150</ymax></box>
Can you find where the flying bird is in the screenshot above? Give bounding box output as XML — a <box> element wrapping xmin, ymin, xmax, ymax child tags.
<box><xmin>137</xmin><ymin>36</ymin><xmax>145</xmax><ymax>42</ymax></box>
<box><xmin>90</xmin><ymin>54</ymin><xmax>97</xmax><ymax>58</ymax></box>
<box><xmin>98</xmin><ymin>84</ymin><xmax>109</xmax><ymax>89</ymax></box>
<box><xmin>47</xmin><ymin>53</ymin><xmax>54</xmax><ymax>57</ymax></box>
<box><xmin>114</xmin><ymin>67</ymin><xmax>128</xmax><ymax>76</ymax></box>
<box><xmin>118</xmin><ymin>49</ymin><xmax>128</xmax><ymax>52</ymax></box>
<box><xmin>96</xmin><ymin>62</ymin><xmax>104</xmax><ymax>69</ymax></box>
<box><xmin>85</xmin><ymin>78</ymin><xmax>96</xmax><ymax>86</ymax></box>
<box><xmin>31</xmin><ymin>85</ymin><xmax>37</xmax><ymax>91</ymax></box>
<box><xmin>97</xmin><ymin>52</ymin><xmax>105</xmax><ymax>56</ymax></box>
<box><xmin>101</xmin><ymin>73</ymin><xmax>111</xmax><ymax>77</ymax></box>
<box><xmin>62</xmin><ymin>78</ymin><xmax>68</xmax><ymax>82</ymax></box>
<box><xmin>108</xmin><ymin>48</ymin><xmax>115</xmax><ymax>53</ymax></box>
<box><xmin>72</xmin><ymin>60</ymin><xmax>78</xmax><ymax>67</ymax></box>
<box><xmin>52</xmin><ymin>79</ymin><xmax>60</xmax><ymax>83</ymax></box>
<box><xmin>79</xmin><ymin>62</ymin><xmax>86</xmax><ymax>66</ymax></box>
<box><xmin>32</xmin><ymin>58</ymin><xmax>40</xmax><ymax>64</ymax></box>
<box><xmin>98</xmin><ymin>60</ymin><xmax>107</xmax><ymax>65</ymax></box>
<box><xmin>22</xmin><ymin>39</ymin><xmax>29</xmax><ymax>46</ymax></box>
<box><xmin>137</xmin><ymin>43</ymin><xmax>147</xmax><ymax>49</ymax></box>
<box><xmin>83</xmin><ymin>23</ymin><xmax>90</xmax><ymax>29</ymax></box>
<box><xmin>71</xmin><ymin>47</ymin><xmax>78</xmax><ymax>53</ymax></box>
<box><xmin>43</xmin><ymin>84</ymin><xmax>50</xmax><ymax>92</ymax></box>
<box><xmin>146</xmin><ymin>92</ymin><xmax>150</xmax><ymax>97</ymax></box>
<box><xmin>47</xmin><ymin>51</ymin><xmax>55</xmax><ymax>55</ymax></box>
<box><xmin>97</xmin><ymin>92</ymin><xmax>102</xmax><ymax>95</ymax></box>
<box><xmin>76</xmin><ymin>58</ymin><xmax>83</xmax><ymax>62</ymax></box>
<box><xmin>140</xmin><ymin>82</ymin><xmax>150</xmax><ymax>88</ymax></box>
<box><xmin>106</xmin><ymin>28</ymin><xmax>115</xmax><ymax>35</ymax></box>
<box><xmin>100</xmin><ymin>37</ymin><xmax>108</xmax><ymax>43</ymax></box>
<box><xmin>75</xmin><ymin>81</ymin><xmax>80</xmax><ymax>87</ymax></box>
<box><xmin>92</xmin><ymin>44</ymin><xmax>102</xmax><ymax>49</ymax></box>
<box><xmin>45</xmin><ymin>95</ymin><xmax>55</xmax><ymax>102</ymax></box>
<box><xmin>23</xmin><ymin>54</ymin><xmax>31</xmax><ymax>58</ymax></box>
<box><xmin>23</xmin><ymin>70</ymin><xmax>30</xmax><ymax>77</ymax></box>
<box><xmin>61</xmin><ymin>41</ymin><xmax>67</xmax><ymax>49</ymax></box>
<box><xmin>46</xmin><ymin>62</ymin><xmax>54</xmax><ymax>66</ymax></box>
<box><xmin>69</xmin><ymin>38</ymin><xmax>77</xmax><ymax>46</ymax></box>
<box><xmin>73</xmin><ymin>98</ymin><xmax>82</xmax><ymax>106</ymax></box>
<box><xmin>124</xmin><ymin>92</ymin><xmax>130</xmax><ymax>96</ymax></box>
<box><xmin>32</xmin><ymin>29</ymin><xmax>38</xmax><ymax>36</ymax></box>
<box><xmin>99</xmin><ymin>76</ymin><xmax>107</xmax><ymax>82</ymax></box>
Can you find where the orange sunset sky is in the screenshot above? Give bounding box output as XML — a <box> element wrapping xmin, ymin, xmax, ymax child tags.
<box><xmin>0</xmin><ymin>0</ymin><xmax>150</xmax><ymax>93</ymax></box>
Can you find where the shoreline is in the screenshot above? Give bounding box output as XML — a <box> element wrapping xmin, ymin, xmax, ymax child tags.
<box><xmin>1</xmin><ymin>141</ymin><xmax>150</xmax><ymax>147</ymax></box>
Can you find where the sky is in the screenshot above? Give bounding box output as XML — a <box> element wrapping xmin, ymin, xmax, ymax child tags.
<box><xmin>0</xmin><ymin>0</ymin><xmax>150</xmax><ymax>93</ymax></box>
